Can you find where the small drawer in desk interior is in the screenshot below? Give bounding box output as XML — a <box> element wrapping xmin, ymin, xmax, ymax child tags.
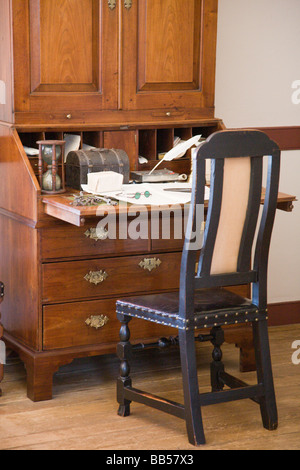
<box><xmin>42</xmin><ymin>252</ymin><xmax>182</xmax><ymax>304</ymax></box>
<box><xmin>40</xmin><ymin>222</ymin><xmax>148</xmax><ymax>260</ymax></box>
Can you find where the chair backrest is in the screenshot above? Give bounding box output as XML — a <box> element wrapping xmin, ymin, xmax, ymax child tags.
<box><xmin>180</xmin><ymin>130</ymin><xmax>280</xmax><ymax>315</ymax></box>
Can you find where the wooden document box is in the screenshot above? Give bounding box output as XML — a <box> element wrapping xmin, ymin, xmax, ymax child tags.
<box><xmin>0</xmin><ymin>0</ymin><xmax>296</xmax><ymax>401</ymax></box>
<box><xmin>66</xmin><ymin>148</ymin><xmax>130</xmax><ymax>189</ymax></box>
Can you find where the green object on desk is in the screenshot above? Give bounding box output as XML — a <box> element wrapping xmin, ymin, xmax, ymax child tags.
<box><xmin>126</xmin><ymin>191</ymin><xmax>151</xmax><ymax>200</ymax></box>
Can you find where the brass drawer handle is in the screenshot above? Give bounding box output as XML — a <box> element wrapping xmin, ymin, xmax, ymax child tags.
<box><xmin>85</xmin><ymin>315</ymin><xmax>109</xmax><ymax>330</ymax></box>
<box><xmin>139</xmin><ymin>258</ymin><xmax>161</xmax><ymax>272</ymax></box>
<box><xmin>84</xmin><ymin>270</ymin><xmax>108</xmax><ymax>285</ymax></box>
<box><xmin>85</xmin><ymin>227</ymin><xmax>109</xmax><ymax>241</ymax></box>
<box><xmin>108</xmin><ymin>0</ymin><xmax>116</xmax><ymax>9</ymax></box>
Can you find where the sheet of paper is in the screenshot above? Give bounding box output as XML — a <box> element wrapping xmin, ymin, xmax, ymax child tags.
<box><xmin>24</xmin><ymin>146</ymin><xmax>39</xmax><ymax>156</ymax></box>
<box><xmin>82</xmin><ymin>143</ymin><xmax>97</xmax><ymax>150</ymax></box>
<box><xmin>64</xmin><ymin>134</ymin><xmax>81</xmax><ymax>161</ymax></box>
<box><xmin>81</xmin><ymin>183</ymin><xmax>210</xmax><ymax>206</ymax></box>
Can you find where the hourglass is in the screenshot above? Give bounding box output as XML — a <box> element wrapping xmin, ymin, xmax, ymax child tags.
<box><xmin>37</xmin><ymin>140</ymin><xmax>66</xmax><ymax>194</ymax></box>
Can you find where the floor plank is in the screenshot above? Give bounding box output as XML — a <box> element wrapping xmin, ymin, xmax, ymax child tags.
<box><xmin>1</xmin><ymin>325</ymin><xmax>300</xmax><ymax>450</ymax></box>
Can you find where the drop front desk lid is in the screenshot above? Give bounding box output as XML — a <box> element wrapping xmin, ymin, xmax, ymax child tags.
<box><xmin>42</xmin><ymin>189</ymin><xmax>296</xmax><ymax>227</ymax></box>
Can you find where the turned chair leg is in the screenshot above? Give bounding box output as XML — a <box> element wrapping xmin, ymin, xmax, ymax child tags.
<box><xmin>117</xmin><ymin>314</ymin><xmax>132</xmax><ymax>417</ymax></box>
<box><xmin>178</xmin><ymin>329</ymin><xmax>206</xmax><ymax>446</ymax></box>
<box><xmin>252</xmin><ymin>320</ymin><xmax>278</xmax><ymax>431</ymax></box>
<box><xmin>210</xmin><ymin>327</ymin><xmax>225</xmax><ymax>392</ymax></box>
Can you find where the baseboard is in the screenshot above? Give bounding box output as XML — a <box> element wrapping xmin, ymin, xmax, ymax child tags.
<box><xmin>268</xmin><ymin>300</ymin><xmax>300</xmax><ymax>327</ymax></box>
<box><xmin>252</xmin><ymin>126</ymin><xmax>300</xmax><ymax>151</ymax></box>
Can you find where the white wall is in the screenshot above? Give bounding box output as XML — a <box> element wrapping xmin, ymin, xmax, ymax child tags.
<box><xmin>215</xmin><ymin>0</ymin><xmax>300</xmax><ymax>303</ymax></box>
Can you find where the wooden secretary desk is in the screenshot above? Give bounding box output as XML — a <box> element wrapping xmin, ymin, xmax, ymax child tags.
<box><xmin>0</xmin><ymin>0</ymin><xmax>296</xmax><ymax>401</ymax></box>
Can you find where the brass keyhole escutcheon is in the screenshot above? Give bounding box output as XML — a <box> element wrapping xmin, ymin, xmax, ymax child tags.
<box><xmin>139</xmin><ymin>258</ymin><xmax>162</xmax><ymax>272</ymax></box>
<box><xmin>84</xmin><ymin>270</ymin><xmax>108</xmax><ymax>285</ymax></box>
<box><xmin>84</xmin><ymin>227</ymin><xmax>109</xmax><ymax>241</ymax></box>
<box><xmin>85</xmin><ymin>315</ymin><xmax>109</xmax><ymax>330</ymax></box>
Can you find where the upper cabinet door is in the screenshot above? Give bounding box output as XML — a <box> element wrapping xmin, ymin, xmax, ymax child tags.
<box><xmin>12</xmin><ymin>0</ymin><xmax>119</xmax><ymax>116</ymax></box>
<box><xmin>121</xmin><ymin>0</ymin><xmax>218</xmax><ymax>115</ymax></box>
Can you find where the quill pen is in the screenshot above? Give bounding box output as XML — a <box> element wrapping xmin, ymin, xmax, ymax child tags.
<box><xmin>148</xmin><ymin>134</ymin><xmax>202</xmax><ymax>175</ymax></box>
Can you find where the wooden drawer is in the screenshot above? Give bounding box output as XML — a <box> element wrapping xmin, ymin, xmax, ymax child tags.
<box><xmin>42</xmin><ymin>252</ymin><xmax>182</xmax><ymax>303</ymax></box>
<box><xmin>152</xmin><ymin>237</ymin><xmax>184</xmax><ymax>252</ymax></box>
<box><xmin>151</xmin><ymin>212</ymin><xmax>185</xmax><ymax>252</ymax></box>
<box><xmin>42</xmin><ymin>287</ymin><xmax>251</xmax><ymax>351</ymax></box>
<box><xmin>40</xmin><ymin>222</ymin><xmax>148</xmax><ymax>260</ymax></box>
<box><xmin>43</xmin><ymin>298</ymin><xmax>175</xmax><ymax>350</ymax></box>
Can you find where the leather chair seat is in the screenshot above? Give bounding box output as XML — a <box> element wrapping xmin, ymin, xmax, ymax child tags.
<box><xmin>117</xmin><ymin>288</ymin><xmax>264</xmax><ymax>331</ymax></box>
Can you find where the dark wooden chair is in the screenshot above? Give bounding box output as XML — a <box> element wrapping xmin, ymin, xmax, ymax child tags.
<box><xmin>116</xmin><ymin>130</ymin><xmax>280</xmax><ymax>446</ymax></box>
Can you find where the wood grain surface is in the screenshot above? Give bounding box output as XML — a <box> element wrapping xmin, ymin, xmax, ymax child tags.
<box><xmin>1</xmin><ymin>324</ymin><xmax>300</xmax><ymax>450</ymax></box>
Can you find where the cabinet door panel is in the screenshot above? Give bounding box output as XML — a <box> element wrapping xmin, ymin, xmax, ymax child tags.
<box><xmin>121</xmin><ymin>0</ymin><xmax>218</xmax><ymax>113</ymax></box>
<box><xmin>13</xmin><ymin>0</ymin><xmax>118</xmax><ymax>113</ymax></box>
<box><xmin>138</xmin><ymin>0</ymin><xmax>199</xmax><ymax>91</ymax></box>
<box><xmin>32</xmin><ymin>0</ymin><xmax>97</xmax><ymax>92</ymax></box>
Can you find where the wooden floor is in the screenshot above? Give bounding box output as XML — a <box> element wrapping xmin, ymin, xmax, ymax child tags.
<box><xmin>1</xmin><ymin>324</ymin><xmax>300</xmax><ymax>450</ymax></box>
